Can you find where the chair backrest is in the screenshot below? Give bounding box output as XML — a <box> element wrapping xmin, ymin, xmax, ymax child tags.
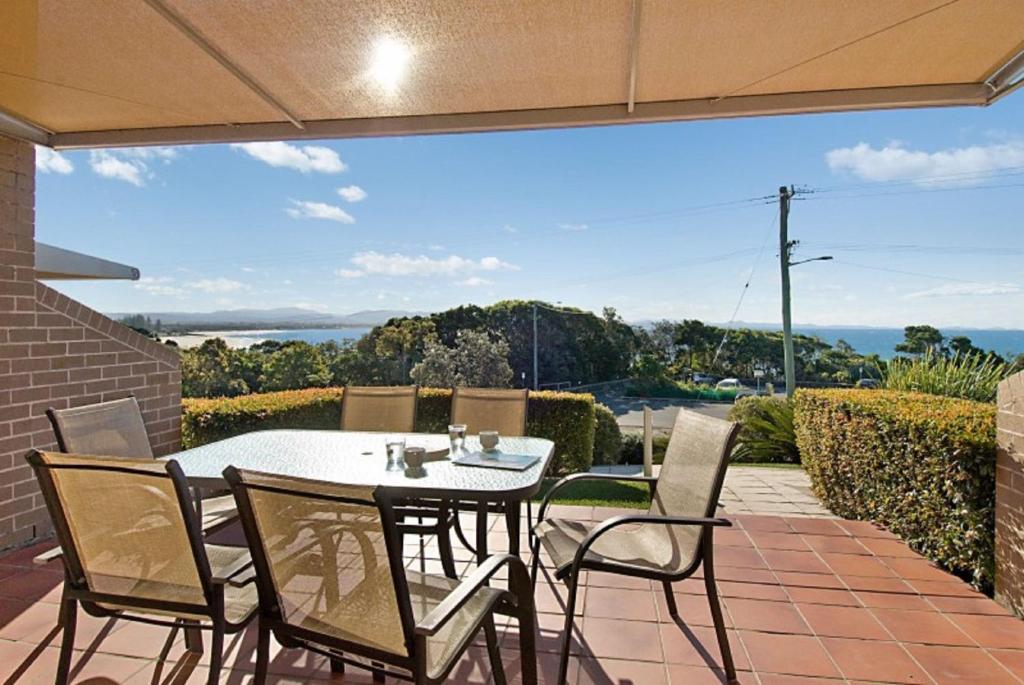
<box><xmin>225</xmin><ymin>468</ymin><xmax>413</xmax><ymax>660</ymax></box>
<box><xmin>340</xmin><ymin>385</ymin><xmax>418</xmax><ymax>433</ymax></box>
<box><xmin>648</xmin><ymin>409</ymin><xmax>740</xmax><ymax>568</ymax></box>
<box><xmin>47</xmin><ymin>397</ymin><xmax>154</xmax><ymax>459</ymax></box>
<box><xmin>450</xmin><ymin>387</ymin><xmax>528</xmax><ymax>436</ymax></box>
<box><xmin>26</xmin><ymin>451</ymin><xmax>210</xmax><ymax>611</ymax></box>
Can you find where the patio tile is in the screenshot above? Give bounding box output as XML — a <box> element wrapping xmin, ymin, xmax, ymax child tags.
<box><xmin>665</xmin><ymin>664</ymin><xmax>747</xmax><ymax>684</ymax></box>
<box><xmin>718</xmin><ymin>580</ymin><xmax>789</xmax><ymax>602</ymax></box>
<box><xmin>714</xmin><ymin>547</ymin><xmax>768</xmax><ymax>569</ymax></box>
<box><xmin>925</xmin><ymin>594</ymin><xmax>1012</xmax><ymax>615</ymax></box>
<box><xmin>871</xmin><ymin>608</ymin><xmax>975</xmax><ymax>646</ymax></box>
<box><xmin>839</xmin><ymin>575</ymin><xmax>914</xmax><ymax>594</ymax></box>
<box><xmin>801</xmin><ymin>534</ymin><xmax>869</xmax><ymax>555</ymax></box>
<box><xmin>585</xmin><ymin>571</ymin><xmax>651</xmax><ymax>591</ymax></box>
<box><xmin>0</xmin><ymin>568</ymin><xmax>63</xmax><ymax>603</ymax></box>
<box><xmin>989</xmin><ymin>649</ymin><xmax>1024</xmax><ymax>680</ymax></box>
<box><xmin>784</xmin><ymin>587</ymin><xmax>859</xmax><ymax>607</ymax></box>
<box><xmin>819</xmin><ymin>637</ymin><xmax>929</xmax><ymax>683</ymax></box>
<box><xmin>774</xmin><ymin>572</ymin><xmax>846</xmax><ymax>590</ymax></box>
<box><xmin>757</xmin><ymin>676</ymin><xmax>848</xmax><ymax>685</ymax></box>
<box><xmin>732</xmin><ymin>516</ymin><xmax>793</xmax><ymax>533</ymax></box>
<box><xmin>797</xmin><ymin>603</ymin><xmax>889</xmax><ymax>640</ymax></box>
<box><xmin>836</xmin><ymin>520</ymin><xmax>898</xmax><ymax>540</ymax></box>
<box><xmin>0</xmin><ymin>642</ymin><xmax>151</xmax><ymax>683</ymax></box>
<box><xmin>655</xmin><ymin>591</ymin><xmax>732</xmax><ymax>627</ymax></box>
<box><xmin>905</xmin><ymin>644</ymin><xmax>1020</xmax><ymax>684</ymax></box>
<box><xmin>534</xmin><ymin>579</ymin><xmax>586</xmax><ymax>616</ymax></box>
<box><xmin>658</xmin><ymin>623</ymin><xmax>748</xmax><ymax>670</ymax></box>
<box><xmin>714</xmin><ymin>567</ymin><xmax>777</xmax><ymax>585</ymax></box>
<box><xmin>585</xmin><ymin>587</ymin><xmax>658</xmax><ymax>622</ymax></box>
<box><xmin>748</xmin><ymin>532</ymin><xmax>811</xmax><ymax>551</ymax></box>
<box><xmin>575</xmin><ymin>656</ymin><xmax>668</xmax><ymax>684</ymax></box>
<box><xmin>854</xmin><ymin>591</ymin><xmax>933</xmax><ymax>611</ymax></box>
<box><xmin>577</xmin><ymin>617</ymin><xmax>664</xmax><ymax>662</ymax></box>
<box><xmin>737</xmin><ymin>631</ymin><xmax>841</xmax><ymax>679</ymax></box>
<box><xmin>857</xmin><ymin>537</ymin><xmax>919</xmax><ymax>558</ymax></box>
<box><xmin>725</xmin><ymin>598</ymin><xmax>811</xmax><ymax>634</ymax></box>
<box><xmin>783</xmin><ymin>518</ymin><xmax>846</xmax><ymax>536</ymax></box>
<box><xmin>947</xmin><ymin>614</ymin><xmax>1024</xmax><ymax>649</ymax></box>
<box><xmin>819</xmin><ymin>553</ymin><xmax>897</xmax><ymax>578</ymax></box>
<box><xmin>760</xmin><ymin>550</ymin><xmax>831</xmax><ymax>575</ymax></box>
<box><xmin>906</xmin><ymin>579</ymin><xmax>984</xmax><ymax>598</ymax></box>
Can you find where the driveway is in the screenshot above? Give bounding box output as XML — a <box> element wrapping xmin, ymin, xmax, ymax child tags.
<box><xmin>595</xmin><ymin>392</ymin><xmax>734</xmax><ymax>430</ymax></box>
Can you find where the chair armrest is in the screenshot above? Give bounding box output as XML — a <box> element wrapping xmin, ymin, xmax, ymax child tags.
<box><xmin>535</xmin><ymin>473</ymin><xmax>658</xmax><ymax>528</ymax></box>
<box><xmin>33</xmin><ymin>546</ymin><xmax>63</xmax><ymax>566</ymax></box>
<box><xmin>566</xmin><ymin>514</ymin><xmax>732</xmax><ymax>577</ymax></box>
<box><xmin>211</xmin><ymin>552</ymin><xmax>254</xmax><ymax>586</ymax></box>
<box><xmin>414</xmin><ymin>553</ymin><xmax>529</xmax><ymax>637</ymax></box>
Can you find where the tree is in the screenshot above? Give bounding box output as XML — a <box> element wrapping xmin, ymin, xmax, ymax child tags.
<box><xmin>373</xmin><ymin>318</ymin><xmax>437</xmax><ymax>382</ymax></box>
<box><xmin>261</xmin><ymin>341</ymin><xmax>331</xmax><ymax>391</ymax></box>
<box><xmin>180</xmin><ymin>338</ymin><xmax>250</xmax><ymax>398</ymax></box>
<box><xmin>895</xmin><ymin>325</ymin><xmax>944</xmax><ymax>356</ymax></box>
<box><xmin>411</xmin><ymin>329</ymin><xmax>514</xmax><ymax>388</ymax></box>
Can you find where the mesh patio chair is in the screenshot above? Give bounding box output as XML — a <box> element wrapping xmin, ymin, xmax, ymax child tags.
<box><xmin>449</xmin><ymin>387</ymin><xmax>531</xmax><ymax>557</ymax></box>
<box><xmin>224</xmin><ymin>467</ymin><xmax>538</xmax><ymax>685</ymax></box>
<box><xmin>340</xmin><ymin>385</ymin><xmax>418</xmax><ymax>432</ymax></box>
<box><xmin>25</xmin><ymin>451</ymin><xmax>258</xmax><ymax>685</ymax></box>
<box><xmin>530</xmin><ymin>409</ymin><xmax>741</xmax><ymax>685</ymax></box>
<box><xmin>46</xmin><ymin>397</ymin><xmax>238</xmax><ymax>533</ymax></box>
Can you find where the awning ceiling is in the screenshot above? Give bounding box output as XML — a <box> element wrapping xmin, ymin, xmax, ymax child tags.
<box><xmin>2</xmin><ymin>0</ymin><xmax>1022</xmax><ymax>150</ymax></box>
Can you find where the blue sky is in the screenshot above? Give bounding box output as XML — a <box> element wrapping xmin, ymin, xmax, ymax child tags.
<box><xmin>34</xmin><ymin>93</ymin><xmax>1024</xmax><ymax>328</ymax></box>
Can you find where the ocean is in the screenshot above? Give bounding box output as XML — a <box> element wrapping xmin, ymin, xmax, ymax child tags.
<box><xmin>165</xmin><ymin>325</ymin><xmax>1024</xmax><ymax>359</ymax></box>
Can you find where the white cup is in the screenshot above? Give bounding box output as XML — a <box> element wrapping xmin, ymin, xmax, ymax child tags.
<box><xmin>480</xmin><ymin>430</ymin><xmax>500</xmax><ymax>451</ymax></box>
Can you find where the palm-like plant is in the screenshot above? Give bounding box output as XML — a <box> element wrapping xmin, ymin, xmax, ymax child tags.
<box><xmin>882</xmin><ymin>350</ymin><xmax>1009</xmax><ymax>403</ymax></box>
<box><xmin>728</xmin><ymin>396</ymin><xmax>798</xmax><ymax>463</ymax></box>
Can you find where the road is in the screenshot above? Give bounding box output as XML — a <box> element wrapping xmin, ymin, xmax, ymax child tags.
<box><xmin>594</xmin><ymin>392</ymin><xmax>734</xmax><ymax>431</ymax></box>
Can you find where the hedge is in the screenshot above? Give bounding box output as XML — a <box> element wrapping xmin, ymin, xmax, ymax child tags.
<box><xmin>794</xmin><ymin>388</ymin><xmax>997</xmax><ymax>590</ymax></box>
<box><xmin>182</xmin><ymin>387</ymin><xmax>596</xmax><ymax>476</ymax></box>
<box><xmin>592</xmin><ymin>403</ymin><xmax>622</xmax><ymax>466</ymax></box>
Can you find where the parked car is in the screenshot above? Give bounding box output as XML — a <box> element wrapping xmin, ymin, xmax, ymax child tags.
<box><xmin>856</xmin><ymin>378</ymin><xmax>881</xmax><ymax>389</ymax></box>
<box><xmin>692</xmin><ymin>373</ymin><xmax>717</xmax><ymax>385</ymax></box>
<box><xmin>715</xmin><ymin>378</ymin><xmax>742</xmax><ymax>390</ymax></box>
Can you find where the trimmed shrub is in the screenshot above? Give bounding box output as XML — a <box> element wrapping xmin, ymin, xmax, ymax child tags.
<box><xmin>182</xmin><ymin>387</ymin><xmax>595</xmax><ymax>476</ymax></box>
<box><xmin>626</xmin><ymin>379</ymin><xmax>738</xmax><ymax>402</ymax></box>
<box><xmin>593</xmin><ymin>403</ymin><xmax>622</xmax><ymax>466</ymax></box>
<box><xmin>728</xmin><ymin>396</ymin><xmax>798</xmax><ymax>463</ymax></box>
<box><xmin>619</xmin><ymin>432</ymin><xmax>670</xmax><ymax>465</ymax></box>
<box><xmin>794</xmin><ymin>388</ymin><xmax>997</xmax><ymax>590</ymax></box>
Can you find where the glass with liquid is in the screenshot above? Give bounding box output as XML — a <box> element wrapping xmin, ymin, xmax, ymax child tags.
<box><xmin>448</xmin><ymin>423</ymin><xmax>467</xmax><ymax>453</ymax></box>
<box><xmin>385</xmin><ymin>436</ymin><xmax>406</xmax><ymax>471</ymax></box>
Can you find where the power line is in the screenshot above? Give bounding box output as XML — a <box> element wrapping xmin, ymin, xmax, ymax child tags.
<box><xmin>830</xmin><ymin>258</ymin><xmax>976</xmax><ymax>283</ymax></box>
<box><xmin>809</xmin><ymin>164</ymin><xmax>1024</xmax><ymax>194</ymax></box>
<box><xmin>799</xmin><ymin>181</ymin><xmax>1024</xmax><ymax>202</ymax></box>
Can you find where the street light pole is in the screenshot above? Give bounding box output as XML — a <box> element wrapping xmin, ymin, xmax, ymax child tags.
<box><xmin>532</xmin><ymin>303</ymin><xmax>539</xmax><ymax>390</ymax></box>
<box><xmin>779</xmin><ymin>186</ymin><xmax>796</xmax><ymax>398</ymax></box>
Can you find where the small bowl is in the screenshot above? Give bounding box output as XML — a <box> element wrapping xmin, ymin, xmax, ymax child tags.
<box><xmin>404</xmin><ymin>446</ymin><xmax>425</xmax><ymax>469</ymax></box>
<box><xmin>480</xmin><ymin>430</ymin><xmax>500</xmax><ymax>451</ymax></box>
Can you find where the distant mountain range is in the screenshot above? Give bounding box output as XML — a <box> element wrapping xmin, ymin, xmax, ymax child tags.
<box><xmin>110</xmin><ymin>308</ymin><xmax>422</xmax><ymax>330</ymax></box>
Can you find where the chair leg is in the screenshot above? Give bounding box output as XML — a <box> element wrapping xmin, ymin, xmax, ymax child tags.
<box><xmin>484</xmin><ymin>617</ymin><xmax>507</xmax><ymax>685</ymax></box>
<box><xmin>372</xmin><ymin>661</ymin><xmax>386</xmax><ymax>682</ymax></box>
<box><xmin>56</xmin><ymin>593</ymin><xmax>77</xmax><ymax>685</ymax></box>
<box><xmin>556</xmin><ymin>572</ymin><xmax>581</xmax><ymax>685</ymax></box>
<box><xmin>662</xmin><ymin>580</ymin><xmax>679</xmax><ymax>617</ymax></box>
<box><xmin>254</xmin><ymin>622</ymin><xmax>270</xmax><ymax>685</ymax></box>
<box><xmin>530</xmin><ymin>549</ymin><xmax>541</xmax><ymax>589</ymax></box>
<box><xmin>329</xmin><ymin>656</ymin><xmax>345</xmax><ymax>674</ymax></box>
<box><xmin>517</xmin><ymin>596</ymin><xmax>539</xmax><ymax>685</ymax></box>
<box><xmin>206</xmin><ymin>621</ymin><xmax>224</xmax><ymax>685</ymax></box>
<box><xmin>437</xmin><ymin>506</ymin><xmax>458</xmax><ymax>579</ymax></box>
<box><xmin>704</xmin><ymin>555</ymin><xmax>737</xmax><ymax>683</ymax></box>
<box><xmin>183</xmin><ymin>620</ymin><xmax>204</xmax><ymax>654</ymax></box>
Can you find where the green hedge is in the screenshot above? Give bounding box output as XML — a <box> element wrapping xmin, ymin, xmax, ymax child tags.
<box><xmin>794</xmin><ymin>388</ymin><xmax>997</xmax><ymax>590</ymax></box>
<box><xmin>182</xmin><ymin>387</ymin><xmax>596</xmax><ymax>476</ymax></box>
<box><xmin>593</xmin><ymin>403</ymin><xmax>622</xmax><ymax>466</ymax></box>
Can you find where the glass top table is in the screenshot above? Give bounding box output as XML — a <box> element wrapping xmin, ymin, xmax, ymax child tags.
<box><xmin>166</xmin><ymin>429</ymin><xmax>556</xmax><ymax>559</ymax></box>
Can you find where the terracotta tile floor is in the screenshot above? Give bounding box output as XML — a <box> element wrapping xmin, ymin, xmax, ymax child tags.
<box><xmin>1</xmin><ymin>507</ymin><xmax>1022</xmax><ymax>684</ymax></box>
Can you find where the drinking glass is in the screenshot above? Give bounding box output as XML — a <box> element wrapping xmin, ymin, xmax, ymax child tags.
<box><xmin>385</xmin><ymin>436</ymin><xmax>406</xmax><ymax>471</ymax></box>
<box><xmin>448</xmin><ymin>423</ymin><xmax>467</xmax><ymax>453</ymax></box>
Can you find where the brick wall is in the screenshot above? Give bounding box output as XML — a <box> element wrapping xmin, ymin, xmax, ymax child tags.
<box><xmin>996</xmin><ymin>371</ymin><xmax>1024</xmax><ymax>615</ymax></box>
<box><xmin>0</xmin><ymin>134</ymin><xmax>181</xmax><ymax>551</ymax></box>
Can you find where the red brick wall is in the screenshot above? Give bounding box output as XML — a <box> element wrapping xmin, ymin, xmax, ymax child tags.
<box><xmin>996</xmin><ymin>371</ymin><xmax>1024</xmax><ymax>615</ymax></box>
<box><xmin>0</xmin><ymin>134</ymin><xmax>181</xmax><ymax>551</ymax></box>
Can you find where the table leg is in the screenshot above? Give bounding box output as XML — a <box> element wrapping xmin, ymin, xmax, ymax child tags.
<box><xmin>505</xmin><ymin>501</ymin><xmax>521</xmax><ymax>557</ymax></box>
<box><xmin>476</xmin><ymin>501</ymin><xmax>489</xmax><ymax>565</ymax></box>
<box><xmin>192</xmin><ymin>487</ymin><xmax>204</xmax><ymax>527</ymax></box>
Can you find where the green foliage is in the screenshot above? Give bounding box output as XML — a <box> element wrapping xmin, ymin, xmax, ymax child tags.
<box><xmin>180</xmin><ymin>338</ymin><xmax>251</xmax><ymax>398</ymax></box>
<box><xmin>883</xmin><ymin>350</ymin><xmax>1010</xmax><ymax>403</ymax></box>
<box><xmin>411</xmin><ymin>329</ymin><xmax>514</xmax><ymax>388</ymax></box>
<box><xmin>182</xmin><ymin>388</ymin><xmax>344</xmax><ymax>447</ymax></box>
<box><xmin>533</xmin><ymin>477</ymin><xmax>650</xmax><ymax>509</ymax></box>
<box><xmin>728</xmin><ymin>396</ymin><xmax>798</xmax><ymax>463</ymax></box>
<box><xmin>592</xmin><ymin>403</ymin><xmax>622</xmax><ymax>466</ymax></box>
<box><xmin>626</xmin><ymin>379</ymin><xmax>738</xmax><ymax>401</ymax></box>
<box><xmin>619</xmin><ymin>432</ymin><xmax>670</xmax><ymax>465</ymax></box>
<box><xmin>182</xmin><ymin>387</ymin><xmax>596</xmax><ymax>476</ymax></box>
<box><xmin>794</xmin><ymin>388</ymin><xmax>997</xmax><ymax>590</ymax></box>
<box><xmin>895</xmin><ymin>324</ymin><xmax>946</xmax><ymax>355</ymax></box>
<box><xmin>261</xmin><ymin>341</ymin><xmax>331</xmax><ymax>391</ymax></box>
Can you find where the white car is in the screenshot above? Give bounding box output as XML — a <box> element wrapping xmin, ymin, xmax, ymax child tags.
<box><xmin>715</xmin><ymin>378</ymin><xmax>742</xmax><ymax>390</ymax></box>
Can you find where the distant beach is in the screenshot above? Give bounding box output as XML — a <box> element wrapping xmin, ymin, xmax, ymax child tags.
<box><xmin>163</xmin><ymin>327</ymin><xmax>371</xmax><ymax>349</ymax></box>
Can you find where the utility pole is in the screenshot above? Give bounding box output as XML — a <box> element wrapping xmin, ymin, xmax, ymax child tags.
<box><xmin>532</xmin><ymin>303</ymin><xmax>539</xmax><ymax>390</ymax></box>
<box><xmin>779</xmin><ymin>186</ymin><xmax>796</xmax><ymax>398</ymax></box>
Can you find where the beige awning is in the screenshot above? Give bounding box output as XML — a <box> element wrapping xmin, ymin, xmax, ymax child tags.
<box><xmin>2</xmin><ymin>0</ymin><xmax>1022</xmax><ymax>149</ymax></box>
<box><xmin>35</xmin><ymin>243</ymin><xmax>140</xmax><ymax>280</ymax></box>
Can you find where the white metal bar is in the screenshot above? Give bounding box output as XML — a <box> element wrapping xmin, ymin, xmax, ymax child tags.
<box><xmin>0</xmin><ymin>107</ymin><xmax>51</xmax><ymax>146</ymax></box>
<box><xmin>627</xmin><ymin>0</ymin><xmax>642</xmax><ymax>114</ymax></box>
<box><xmin>986</xmin><ymin>45</ymin><xmax>1024</xmax><ymax>97</ymax></box>
<box><xmin>141</xmin><ymin>0</ymin><xmax>305</xmax><ymax>130</ymax></box>
<box><xmin>51</xmin><ymin>83</ymin><xmax>988</xmax><ymax>150</ymax></box>
<box><xmin>35</xmin><ymin>243</ymin><xmax>140</xmax><ymax>281</ymax></box>
<box><xmin>643</xmin><ymin>406</ymin><xmax>653</xmax><ymax>479</ymax></box>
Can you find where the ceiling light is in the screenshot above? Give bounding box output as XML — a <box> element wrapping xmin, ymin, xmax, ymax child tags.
<box><xmin>369</xmin><ymin>37</ymin><xmax>411</xmax><ymax>93</ymax></box>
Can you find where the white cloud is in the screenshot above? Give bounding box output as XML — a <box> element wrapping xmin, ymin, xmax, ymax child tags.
<box><xmin>294</xmin><ymin>302</ymin><xmax>329</xmax><ymax>312</ymax></box>
<box><xmin>502</xmin><ymin>225</ymin><xmax>519</xmax><ymax>234</ymax></box>
<box><xmin>337</xmin><ymin>185</ymin><xmax>367</xmax><ymax>202</ymax></box>
<box><xmin>87</xmin><ymin>146</ymin><xmax>182</xmax><ymax>186</ymax></box>
<box><xmin>190</xmin><ymin>278</ymin><xmax>248</xmax><ymax>294</ymax></box>
<box><xmin>558</xmin><ymin>222</ymin><xmax>588</xmax><ymax>231</ymax></box>
<box><xmin>232</xmin><ymin>142</ymin><xmax>346</xmax><ymax>173</ymax></box>
<box><xmin>826</xmin><ymin>140</ymin><xmax>1024</xmax><ymax>186</ymax></box>
<box><xmin>133</xmin><ymin>276</ymin><xmax>187</xmax><ymax>297</ymax></box>
<box><xmin>458</xmin><ymin>276</ymin><xmax>493</xmax><ymax>287</ymax></box>
<box><xmin>89</xmin><ymin>151</ymin><xmax>146</xmax><ymax>186</ymax></box>
<box><xmin>36</xmin><ymin>147</ymin><xmax>74</xmax><ymax>174</ymax></box>
<box><xmin>286</xmin><ymin>200</ymin><xmax>355</xmax><ymax>224</ymax></box>
<box><xmin>905</xmin><ymin>282</ymin><xmax>1021</xmax><ymax>299</ymax></box>
<box><xmin>337</xmin><ymin>251</ymin><xmax>518</xmax><ymax>278</ymax></box>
